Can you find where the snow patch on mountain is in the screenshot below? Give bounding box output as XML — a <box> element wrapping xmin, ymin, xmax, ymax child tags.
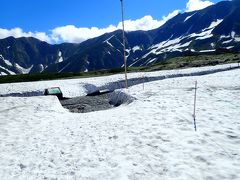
<box><xmin>132</xmin><ymin>46</ymin><xmax>142</xmax><ymax>53</ymax></box>
<box><xmin>125</xmin><ymin>49</ymin><xmax>131</xmax><ymax>59</ymax></box>
<box><xmin>0</xmin><ymin>72</ymin><xmax>7</xmax><ymax>75</ymax></box>
<box><xmin>229</xmin><ymin>31</ymin><xmax>240</xmax><ymax>42</ymax></box>
<box><xmin>211</xmin><ymin>43</ymin><xmax>215</xmax><ymax>48</ymax></box>
<box><xmin>39</xmin><ymin>64</ymin><xmax>44</xmax><ymax>73</ymax></box>
<box><xmin>105</xmin><ymin>40</ymin><xmax>114</xmax><ymax>48</ymax></box>
<box><xmin>116</xmin><ymin>49</ymin><xmax>121</xmax><ymax>54</ymax></box>
<box><xmin>104</xmin><ymin>35</ymin><xmax>115</xmax><ymax>48</ymax></box>
<box><xmin>222</xmin><ymin>39</ymin><xmax>233</xmax><ymax>44</ymax></box>
<box><xmin>0</xmin><ymin>65</ymin><xmax>15</xmax><ymax>75</ymax></box>
<box><xmin>196</xmin><ymin>34</ymin><xmax>213</xmax><ymax>40</ymax></box>
<box><xmin>104</xmin><ymin>35</ymin><xmax>115</xmax><ymax>42</ymax></box>
<box><xmin>129</xmin><ymin>58</ymin><xmax>142</xmax><ymax>67</ymax></box>
<box><xmin>199</xmin><ymin>49</ymin><xmax>216</xmax><ymax>53</ymax></box>
<box><xmin>220</xmin><ymin>35</ymin><xmax>231</xmax><ymax>39</ymax></box>
<box><xmin>206</xmin><ymin>19</ymin><xmax>223</xmax><ymax>30</ymax></box>
<box><xmin>189</xmin><ymin>19</ymin><xmax>223</xmax><ymax>40</ymax></box>
<box><xmin>147</xmin><ymin>37</ymin><xmax>182</xmax><ymax>55</ymax></box>
<box><xmin>146</xmin><ymin>58</ymin><xmax>157</xmax><ymax>65</ymax></box>
<box><xmin>3</xmin><ymin>59</ymin><xmax>12</xmax><ymax>66</ymax></box>
<box><xmin>225</xmin><ymin>46</ymin><xmax>234</xmax><ymax>49</ymax></box>
<box><xmin>231</xmin><ymin>31</ymin><xmax>236</xmax><ymax>38</ymax></box>
<box><xmin>138</xmin><ymin>19</ymin><xmax>229</xmax><ymax>61</ymax></box>
<box><xmin>0</xmin><ymin>55</ymin><xmax>12</xmax><ymax>67</ymax></box>
<box><xmin>234</xmin><ymin>37</ymin><xmax>240</xmax><ymax>42</ymax></box>
<box><xmin>168</xmin><ymin>41</ymin><xmax>192</xmax><ymax>52</ymax></box>
<box><xmin>58</xmin><ymin>51</ymin><xmax>63</xmax><ymax>63</ymax></box>
<box><xmin>184</xmin><ymin>13</ymin><xmax>196</xmax><ymax>22</ymax></box>
<box><xmin>144</xmin><ymin>37</ymin><xmax>192</xmax><ymax>58</ymax></box>
<box><xmin>15</xmin><ymin>63</ymin><xmax>33</xmax><ymax>74</ymax></box>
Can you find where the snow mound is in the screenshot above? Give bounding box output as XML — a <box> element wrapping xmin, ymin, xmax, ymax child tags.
<box><xmin>109</xmin><ymin>90</ymin><xmax>136</xmax><ymax>106</ymax></box>
<box><xmin>82</xmin><ymin>83</ymin><xmax>99</xmax><ymax>94</ymax></box>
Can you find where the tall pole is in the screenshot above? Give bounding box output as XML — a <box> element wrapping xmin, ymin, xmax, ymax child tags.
<box><xmin>120</xmin><ymin>0</ymin><xmax>128</xmax><ymax>89</ymax></box>
<box><xmin>193</xmin><ymin>81</ymin><xmax>197</xmax><ymax>131</ymax></box>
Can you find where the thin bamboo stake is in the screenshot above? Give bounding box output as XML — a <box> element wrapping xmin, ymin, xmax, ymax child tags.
<box><xmin>142</xmin><ymin>74</ymin><xmax>145</xmax><ymax>90</ymax></box>
<box><xmin>120</xmin><ymin>0</ymin><xmax>128</xmax><ymax>89</ymax></box>
<box><xmin>193</xmin><ymin>81</ymin><xmax>197</xmax><ymax>131</ymax></box>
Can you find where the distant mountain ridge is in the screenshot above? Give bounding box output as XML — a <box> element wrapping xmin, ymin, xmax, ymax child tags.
<box><xmin>1</xmin><ymin>0</ymin><xmax>240</xmax><ymax>75</ymax></box>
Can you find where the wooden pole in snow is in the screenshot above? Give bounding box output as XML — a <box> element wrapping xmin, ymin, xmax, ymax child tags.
<box><xmin>193</xmin><ymin>81</ymin><xmax>197</xmax><ymax>131</ymax></box>
<box><xmin>120</xmin><ymin>0</ymin><xmax>128</xmax><ymax>89</ymax></box>
<box><xmin>142</xmin><ymin>74</ymin><xmax>145</xmax><ymax>90</ymax></box>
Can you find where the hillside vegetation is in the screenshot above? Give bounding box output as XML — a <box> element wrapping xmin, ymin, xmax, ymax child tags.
<box><xmin>0</xmin><ymin>53</ymin><xmax>239</xmax><ymax>84</ymax></box>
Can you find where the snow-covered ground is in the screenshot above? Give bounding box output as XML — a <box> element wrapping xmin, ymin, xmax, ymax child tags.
<box><xmin>0</xmin><ymin>63</ymin><xmax>238</xmax><ymax>98</ymax></box>
<box><xmin>0</xmin><ymin>64</ymin><xmax>240</xmax><ymax>179</ymax></box>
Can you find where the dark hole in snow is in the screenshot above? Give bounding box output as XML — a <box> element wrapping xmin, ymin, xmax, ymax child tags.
<box><xmin>60</xmin><ymin>90</ymin><xmax>135</xmax><ymax>113</ymax></box>
<box><xmin>0</xmin><ymin>86</ymin><xmax>134</xmax><ymax>113</ymax></box>
<box><xmin>86</xmin><ymin>89</ymin><xmax>112</xmax><ymax>96</ymax></box>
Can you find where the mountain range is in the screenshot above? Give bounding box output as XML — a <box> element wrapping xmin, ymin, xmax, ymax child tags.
<box><xmin>1</xmin><ymin>0</ymin><xmax>240</xmax><ymax>75</ymax></box>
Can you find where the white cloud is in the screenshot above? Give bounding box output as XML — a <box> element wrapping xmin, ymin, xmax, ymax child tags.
<box><xmin>0</xmin><ymin>28</ymin><xmax>30</xmax><ymax>39</ymax></box>
<box><xmin>0</xmin><ymin>0</ymin><xmax>215</xmax><ymax>44</ymax></box>
<box><xmin>0</xmin><ymin>28</ymin><xmax>51</xmax><ymax>42</ymax></box>
<box><xmin>0</xmin><ymin>27</ymin><xmax>51</xmax><ymax>43</ymax></box>
<box><xmin>117</xmin><ymin>10</ymin><xmax>180</xmax><ymax>31</ymax></box>
<box><xmin>51</xmin><ymin>25</ymin><xmax>118</xmax><ymax>43</ymax></box>
<box><xmin>51</xmin><ymin>10</ymin><xmax>180</xmax><ymax>43</ymax></box>
<box><xmin>0</xmin><ymin>10</ymin><xmax>180</xmax><ymax>44</ymax></box>
<box><xmin>162</xmin><ymin>10</ymin><xmax>182</xmax><ymax>23</ymax></box>
<box><xmin>33</xmin><ymin>32</ymin><xmax>51</xmax><ymax>42</ymax></box>
<box><xmin>186</xmin><ymin>0</ymin><xmax>214</xmax><ymax>12</ymax></box>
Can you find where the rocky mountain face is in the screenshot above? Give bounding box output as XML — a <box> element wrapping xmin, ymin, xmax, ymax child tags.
<box><xmin>0</xmin><ymin>37</ymin><xmax>79</xmax><ymax>75</ymax></box>
<box><xmin>1</xmin><ymin>0</ymin><xmax>240</xmax><ymax>75</ymax></box>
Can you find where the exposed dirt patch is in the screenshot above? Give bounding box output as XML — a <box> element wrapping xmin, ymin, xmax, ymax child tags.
<box><xmin>60</xmin><ymin>90</ymin><xmax>135</xmax><ymax>113</ymax></box>
<box><xmin>60</xmin><ymin>93</ymin><xmax>113</xmax><ymax>113</ymax></box>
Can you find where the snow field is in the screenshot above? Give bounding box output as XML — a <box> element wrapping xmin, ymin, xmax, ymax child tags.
<box><xmin>0</xmin><ymin>63</ymin><xmax>238</xmax><ymax>97</ymax></box>
<box><xmin>0</xmin><ymin>64</ymin><xmax>240</xmax><ymax>179</ymax></box>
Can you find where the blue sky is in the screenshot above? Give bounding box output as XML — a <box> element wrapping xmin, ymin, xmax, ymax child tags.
<box><xmin>0</xmin><ymin>0</ymin><xmax>222</xmax><ymax>43</ymax></box>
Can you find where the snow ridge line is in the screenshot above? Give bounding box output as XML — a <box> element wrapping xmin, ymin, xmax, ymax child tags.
<box><xmin>99</xmin><ymin>64</ymin><xmax>240</xmax><ymax>91</ymax></box>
